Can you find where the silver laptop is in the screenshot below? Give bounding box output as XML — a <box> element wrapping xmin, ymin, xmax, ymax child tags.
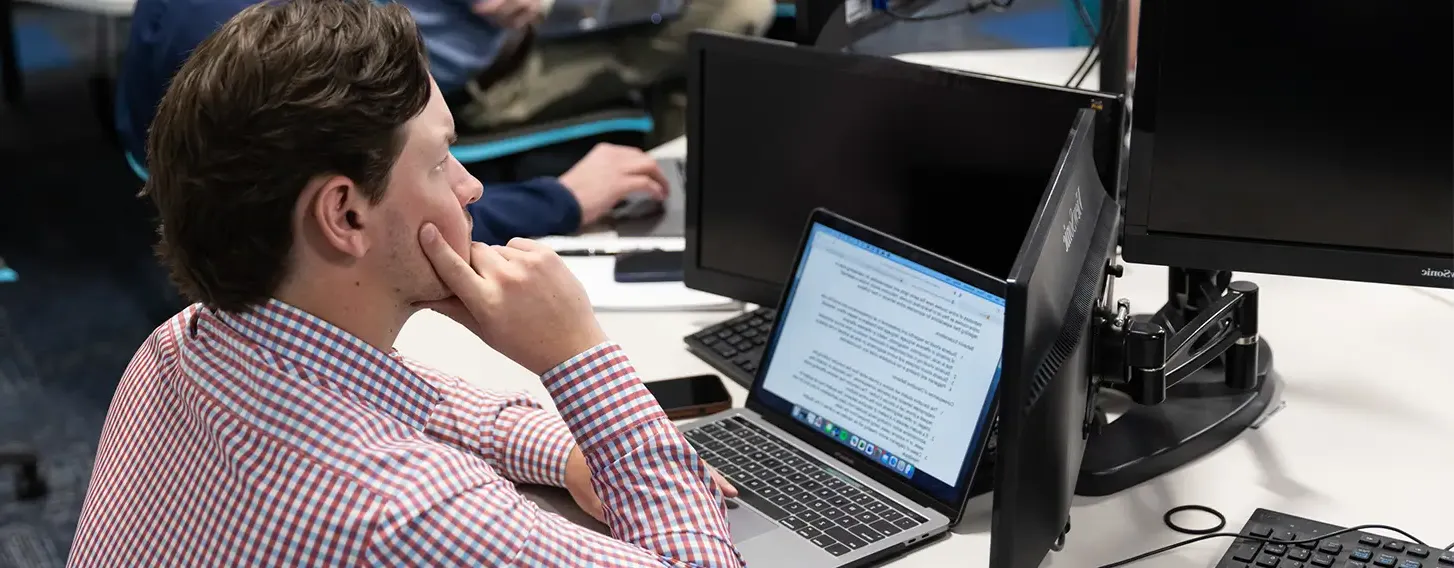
<box><xmin>681</xmin><ymin>208</ymin><xmax>1007</xmax><ymax>567</ymax></box>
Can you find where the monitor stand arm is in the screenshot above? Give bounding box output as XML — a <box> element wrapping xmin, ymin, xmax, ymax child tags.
<box><xmin>1076</xmin><ymin>268</ymin><xmax>1278</xmax><ymax>496</ymax></box>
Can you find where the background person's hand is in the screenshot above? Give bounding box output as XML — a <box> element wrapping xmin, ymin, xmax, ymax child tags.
<box><xmin>563</xmin><ymin>446</ymin><xmax>738</xmax><ymax>523</ymax></box>
<box><xmin>417</xmin><ymin>224</ymin><xmax>606</xmax><ymax>375</ymax></box>
<box><xmin>558</xmin><ymin>143</ymin><xmax>670</xmax><ymax>228</ymax></box>
<box><xmin>472</xmin><ymin>0</ymin><xmax>542</xmax><ymax>30</ymax></box>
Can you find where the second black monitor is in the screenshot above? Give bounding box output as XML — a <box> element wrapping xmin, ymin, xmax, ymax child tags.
<box><xmin>684</xmin><ymin>31</ymin><xmax>1123</xmax><ymax>307</ymax></box>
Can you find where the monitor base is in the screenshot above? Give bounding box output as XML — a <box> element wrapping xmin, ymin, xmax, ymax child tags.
<box><xmin>1076</xmin><ymin>339</ymin><xmax>1275</xmax><ymax>496</ymax></box>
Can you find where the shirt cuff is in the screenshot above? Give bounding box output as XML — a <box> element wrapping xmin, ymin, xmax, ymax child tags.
<box><xmin>492</xmin><ymin>405</ymin><xmax>576</xmax><ymax>488</ymax></box>
<box><xmin>540</xmin><ymin>342</ymin><xmax>665</xmax><ymax>453</ymax></box>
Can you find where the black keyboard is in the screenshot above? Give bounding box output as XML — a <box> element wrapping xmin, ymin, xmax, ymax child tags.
<box><xmin>684</xmin><ymin>307</ymin><xmax>777</xmax><ymax>387</ymax></box>
<box><xmin>1218</xmin><ymin>508</ymin><xmax>1451</xmax><ymax>568</ymax></box>
<box><xmin>685</xmin><ymin>416</ymin><xmax>928</xmax><ymax>557</ymax></box>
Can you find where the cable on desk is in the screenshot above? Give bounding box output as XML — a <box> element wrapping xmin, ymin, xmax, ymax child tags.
<box><xmin>883</xmin><ymin>0</ymin><xmax>1013</xmax><ymax>22</ymax></box>
<box><xmin>1097</xmin><ymin>506</ymin><xmax>1435</xmax><ymax>568</ymax></box>
<box><xmin>1444</xmin><ymin>541</ymin><xmax>1453</xmax><ymax>551</ymax></box>
<box><xmin>1162</xmin><ymin>504</ymin><xmax>1226</xmax><ymax>535</ymax></box>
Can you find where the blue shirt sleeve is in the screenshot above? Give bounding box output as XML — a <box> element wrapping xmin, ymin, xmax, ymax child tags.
<box><xmin>469</xmin><ymin>178</ymin><xmax>583</xmax><ymax>245</ymax></box>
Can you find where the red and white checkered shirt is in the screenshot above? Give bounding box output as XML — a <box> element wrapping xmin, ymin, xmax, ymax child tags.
<box><xmin>69</xmin><ymin>299</ymin><xmax>740</xmax><ymax>566</ymax></box>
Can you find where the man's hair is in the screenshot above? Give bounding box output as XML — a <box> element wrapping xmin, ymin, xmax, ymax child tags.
<box><xmin>145</xmin><ymin>0</ymin><xmax>432</xmax><ymax>312</ymax></box>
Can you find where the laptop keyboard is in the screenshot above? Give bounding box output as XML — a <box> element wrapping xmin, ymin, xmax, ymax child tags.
<box><xmin>686</xmin><ymin>416</ymin><xmax>929</xmax><ymax>557</ymax></box>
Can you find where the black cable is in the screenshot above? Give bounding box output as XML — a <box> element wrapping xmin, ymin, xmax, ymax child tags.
<box><xmin>1162</xmin><ymin>504</ymin><xmax>1226</xmax><ymax>535</ymax></box>
<box><xmin>1445</xmin><ymin>541</ymin><xmax>1453</xmax><ymax>551</ymax></box>
<box><xmin>1099</xmin><ymin>520</ymin><xmax>1434</xmax><ymax>568</ymax></box>
<box><xmin>1065</xmin><ymin>0</ymin><xmax>1118</xmax><ymax>88</ymax></box>
<box><xmin>883</xmin><ymin>0</ymin><xmax>1014</xmax><ymax>22</ymax></box>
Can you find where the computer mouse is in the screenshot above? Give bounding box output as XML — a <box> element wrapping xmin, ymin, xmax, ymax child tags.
<box><xmin>611</xmin><ymin>190</ymin><xmax>665</xmax><ymax>220</ymax></box>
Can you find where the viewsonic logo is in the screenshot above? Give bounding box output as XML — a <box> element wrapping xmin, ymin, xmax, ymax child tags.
<box><xmin>1421</xmin><ymin>267</ymin><xmax>1454</xmax><ymax>280</ymax></box>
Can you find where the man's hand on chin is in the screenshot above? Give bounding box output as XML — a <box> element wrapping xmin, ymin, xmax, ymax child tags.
<box><xmin>564</xmin><ymin>445</ymin><xmax>738</xmax><ymax>523</ymax></box>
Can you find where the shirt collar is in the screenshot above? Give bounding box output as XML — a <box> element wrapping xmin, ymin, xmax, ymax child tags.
<box><xmin>211</xmin><ymin>299</ymin><xmax>441</xmax><ymax>431</ymax></box>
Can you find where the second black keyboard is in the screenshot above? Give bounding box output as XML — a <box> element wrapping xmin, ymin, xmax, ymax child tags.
<box><xmin>1217</xmin><ymin>508</ymin><xmax>1451</xmax><ymax>568</ymax></box>
<box><xmin>684</xmin><ymin>307</ymin><xmax>776</xmax><ymax>387</ymax></box>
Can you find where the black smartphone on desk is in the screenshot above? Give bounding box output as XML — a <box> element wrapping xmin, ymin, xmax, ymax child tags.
<box><xmin>613</xmin><ymin>250</ymin><xmax>684</xmax><ymax>283</ymax></box>
<box><xmin>644</xmin><ymin>374</ymin><xmax>733</xmax><ymax>420</ymax></box>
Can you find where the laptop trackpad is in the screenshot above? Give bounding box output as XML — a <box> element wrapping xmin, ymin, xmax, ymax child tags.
<box><xmin>726</xmin><ymin>501</ymin><xmax>778</xmax><ymax>542</ymax></box>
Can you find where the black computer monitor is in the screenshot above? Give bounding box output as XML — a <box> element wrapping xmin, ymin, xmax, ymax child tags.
<box><xmin>1072</xmin><ymin>0</ymin><xmax>1449</xmax><ymax>502</ymax></box>
<box><xmin>683</xmin><ymin>31</ymin><xmax>1123</xmax><ymax>307</ymax></box>
<box><xmin>1123</xmin><ymin>0</ymin><xmax>1454</xmax><ymax>289</ymax></box>
<box><xmin>991</xmin><ymin>108</ymin><xmax>1119</xmax><ymax>568</ymax></box>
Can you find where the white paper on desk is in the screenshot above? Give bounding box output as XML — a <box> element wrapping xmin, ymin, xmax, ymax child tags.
<box><xmin>563</xmin><ymin>256</ymin><xmax>739</xmax><ymax>312</ymax></box>
<box><xmin>537</xmin><ymin>234</ymin><xmax>685</xmax><ymax>254</ymax></box>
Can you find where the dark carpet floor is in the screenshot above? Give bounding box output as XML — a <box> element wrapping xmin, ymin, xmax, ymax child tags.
<box><xmin>0</xmin><ymin>1</ymin><xmax>1072</xmax><ymax>565</ymax></box>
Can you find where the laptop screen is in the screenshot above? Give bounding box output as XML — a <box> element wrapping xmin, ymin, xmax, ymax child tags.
<box><xmin>755</xmin><ymin>222</ymin><xmax>1006</xmax><ymax>503</ymax></box>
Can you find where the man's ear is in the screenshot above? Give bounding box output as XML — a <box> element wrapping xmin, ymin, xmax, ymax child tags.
<box><xmin>304</xmin><ymin>175</ymin><xmax>373</xmax><ymax>259</ymax></box>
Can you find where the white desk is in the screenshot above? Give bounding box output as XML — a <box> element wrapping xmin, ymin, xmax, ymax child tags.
<box><xmin>398</xmin><ymin>48</ymin><xmax>1454</xmax><ymax>567</ymax></box>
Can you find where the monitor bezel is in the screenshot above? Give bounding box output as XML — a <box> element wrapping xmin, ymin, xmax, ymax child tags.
<box><xmin>1122</xmin><ymin>0</ymin><xmax>1454</xmax><ymax>289</ymax></box>
<box><xmin>744</xmin><ymin>207</ymin><xmax>1009</xmax><ymax>523</ymax></box>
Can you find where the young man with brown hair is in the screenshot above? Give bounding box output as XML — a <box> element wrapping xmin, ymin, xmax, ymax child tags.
<box><xmin>70</xmin><ymin>0</ymin><xmax>739</xmax><ymax>565</ymax></box>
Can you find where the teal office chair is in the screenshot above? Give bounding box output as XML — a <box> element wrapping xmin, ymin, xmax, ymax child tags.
<box><xmin>125</xmin><ymin>107</ymin><xmax>658</xmax><ymax>183</ymax></box>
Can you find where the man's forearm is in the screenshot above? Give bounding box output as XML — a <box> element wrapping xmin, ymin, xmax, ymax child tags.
<box><xmin>542</xmin><ymin>343</ymin><xmax>741</xmax><ymax>567</ymax></box>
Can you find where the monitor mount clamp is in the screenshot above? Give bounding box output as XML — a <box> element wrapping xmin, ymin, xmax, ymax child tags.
<box><xmin>1077</xmin><ymin>267</ymin><xmax>1278</xmax><ymax>496</ymax></box>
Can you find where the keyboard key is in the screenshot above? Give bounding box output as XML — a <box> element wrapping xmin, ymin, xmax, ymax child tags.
<box><xmin>869</xmin><ymin>520</ymin><xmax>903</xmax><ymax>537</ymax></box>
<box><xmin>801</xmin><ymin>481</ymin><xmax>823</xmax><ymax>492</ymax></box>
<box><xmin>758</xmin><ymin>486</ymin><xmax>781</xmax><ymax>498</ymax></box>
<box><xmin>850</xmin><ymin>524</ymin><xmax>884</xmax><ymax>543</ymax></box>
<box><xmin>1277</xmin><ymin>531</ymin><xmax>1298</xmax><ymax>542</ymax></box>
<box><xmin>866</xmin><ymin>501</ymin><xmax>889</xmax><ymax>514</ymax></box>
<box><xmin>783</xmin><ymin>502</ymin><xmax>806</xmax><ymax>514</ymax></box>
<box><xmin>1232</xmin><ymin>544</ymin><xmax>1260</xmax><ymax>563</ymax></box>
<box><xmin>1396</xmin><ymin>561</ymin><xmax>1422</xmax><ymax>568</ymax></box>
<box><xmin>1344</xmin><ymin>563</ymin><xmax>1366</xmax><ymax>568</ymax></box>
<box><xmin>1289</xmin><ymin>548</ymin><xmax>1311</xmax><ymax>561</ymax></box>
<box><xmin>1320</xmin><ymin>542</ymin><xmax>1344</xmax><ymax>554</ymax></box>
<box><xmin>796</xmin><ymin>527</ymin><xmax>820</xmax><ymax>539</ymax></box>
<box><xmin>1440</xmin><ymin>553</ymin><xmax>1454</xmax><ymax>565</ymax></box>
<box><xmin>1259</xmin><ymin>553</ymin><xmax>1284</xmax><ymax>567</ymax></box>
<box><xmin>824</xmin><ymin>544</ymin><xmax>851</xmax><ymax>557</ymax></box>
<box><xmin>770</xmin><ymin>494</ymin><xmax>793</xmax><ymax>506</ymax></box>
<box><xmin>1267</xmin><ymin>544</ymin><xmax>1288</xmax><ymax>555</ymax></box>
<box><xmin>1351</xmin><ymin>549</ymin><xmax>1374</xmax><ymax>562</ymax></box>
<box><xmin>1360</xmin><ymin>536</ymin><xmax>1383</xmax><ymax>547</ymax></box>
<box><xmin>798</xmin><ymin>510</ymin><xmax>822</xmax><ymax>522</ymax></box>
<box><xmin>1384</xmin><ymin>543</ymin><xmax>1405</xmax><ymax>553</ymax></box>
<box><xmin>892</xmin><ymin>517</ymin><xmax>921</xmax><ymax>530</ymax></box>
<box><xmin>841</xmin><ymin>504</ymin><xmax>865</xmax><ymax>515</ymax></box>
<box><xmin>811</xmin><ymin>534</ymin><xmax>838</xmax><ymax>549</ymax></box>
<box><xmin>825</xmin><ymin>527</ymin><xmax>866</xmax><ymax>550</ymax></box>
<box><xmin>808</xmin><ymin>470</ymin><xmax>830</xmax><ymax>482</ymax></box>
<box><xmin>824</xmin><ymin>508</ymin><xmax>850</xmax><ymax>522</ymax></box>
<box><xmin>1312</xmin><ymin>554</ymin><xmax>1335</xmax><ymax>567</ymax></box>
<box><xmin>1373</xmin><ymin>554</ymin><xmax>1398</xmax><ymax>567</ymax></box>
<box><xmin>736</xmin><ymin>489</ymin><xmax>788</xmax><ymax>520</ymax></box>
<box><xmin>780</xmin><ymin>517</ymin><xmax>807</xmax><ymax>530</ymax></box>
<box><xmin>744</xmin><ymin>478</ymin><xmax>767</xmax><ymax>490</ymax></box>
<box><xmin>829</xmin><ymin>496</ymin><xmax>849</xmax><ymax>507</ymax></box>
<box><xmin>807</xmin><ymin>500</ymin><xmax>831</xmax><ymax>511</ymax></box>
<box><xmin>854</xmin><ymin>512</ymin><xmax>879</xmax><ymax>524</ymax></box>
<box><xmin>1408</xmin><ymin>547</ymin><xmax>1430</xmax><ymax>559</ymax></box>
<box><xmin>811</xmin><ymin>518</ymin><xmax>836</xmax><ymax>530</ymax></box>
<box><xmin>1252</xmin><ymin>527</ymin><xmax>1276</xmax><ymax>538</ymax></box>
